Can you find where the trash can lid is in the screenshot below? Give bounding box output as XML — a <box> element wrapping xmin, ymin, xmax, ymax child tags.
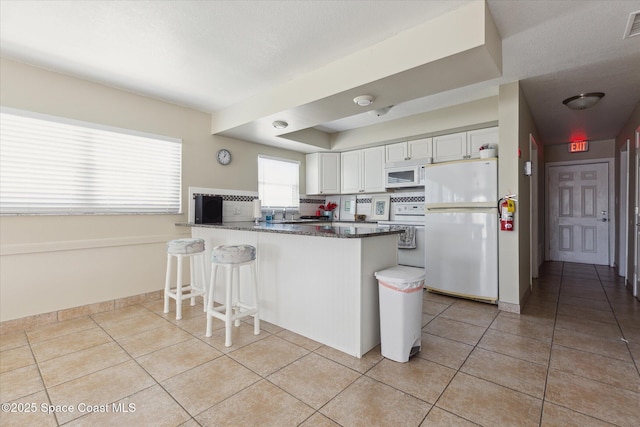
<box><xmin>375</xmin><ymin>266</ymin><xmax>425</xmax><ymax>283</ymax></box>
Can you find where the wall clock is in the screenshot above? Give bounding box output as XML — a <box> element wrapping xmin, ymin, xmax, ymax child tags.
<box><xmin>216</xmin><ymin>149</ymin><xmax>232</xmax><ymax>165</ymax></box>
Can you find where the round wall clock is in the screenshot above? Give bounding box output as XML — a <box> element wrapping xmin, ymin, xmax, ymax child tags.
<box><xmin>216</xmin><ymin>149</ymin><xmax>232</xmax><ymax>165</ymax></box>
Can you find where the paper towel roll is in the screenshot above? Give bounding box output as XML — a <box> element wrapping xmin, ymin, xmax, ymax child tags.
<box><xmin>253</xmin><ymin>199</ymin><xmax>262</xmax><ymax>218</ymax></box>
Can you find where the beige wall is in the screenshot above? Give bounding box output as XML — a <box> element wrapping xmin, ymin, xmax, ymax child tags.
<box><xmin>0</xmin><ymin>56</ymin><xmax>533</xmax><ymax>321</ymax></box>
<box><xmin>497</xmin><ymin>83</ymin><xmax>520</xmax><ymax>306</ymax></box>
<box><xmin>517</xmin><ymin>85</ymin><xmax>542</xmax><ymax>301</ymax></box>
<box><xmin>331</xmin><ymin>97</ymin><xmax>499</xmax><ymax>151</ymax></box>
<box><xmin>615</xmin><ymin>102</ymin><xmax>640</xmax><ymax>285</ymax></box>
<box><xmin>0</xmin><ymin>58</ymin><xmax>304</xmax><ymax>322</ymax></box>
<box><xmin>545</xmin><ymin>139</ymin><xmax>616</xmax><ymax>163</ymax></box>
<box><xmin>497</xmin><ymin>81</ymin><xmax>541</xmax><ymax>308</ymax></box>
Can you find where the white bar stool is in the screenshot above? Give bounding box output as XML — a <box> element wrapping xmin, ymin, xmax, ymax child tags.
<box><xmin>206</xmin><ymin>244</ymin><xmax>260</xmax><ymax>347</ymax></box>
<box><xmin>164</xmin><ymin>238</ymin><xmax>207</xmax><ymax>320</ymax></box>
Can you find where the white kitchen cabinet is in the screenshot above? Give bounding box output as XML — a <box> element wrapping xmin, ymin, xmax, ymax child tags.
<box><xmin>306</xmin><ymin>153</ymin><xmax>340</xmax><ymax>195</ymax></box>
<box><xmin>385</xmin><ymin>142</ymin><xmax>408</xmax><ymax>163</ymax></box>
<box><xmin>362</xmin><ymin>146</ymin><xmax>386</xmax><ymax>192</ymax></box>
<box><xmin>408</xmin><ymin>137</ymin><xmax>432</xmax><ymax>160</ymax></box>
<box><xmin>341</xmin><ymin>146</ymin><xmax>386</xmax><ymax>194</ymax></box>
<box><xmin>432</xmin><ymin>132</ymin><xmax>467</xmax><ymax>163</ymax></box>
<box><xmin>385</xmin><ymin>138</ymin><xmax>432</xmax><ymax>163</ymax></box>
<box><xmin>340</xmin><ymin>150</ymin><xmax>362</xmax><ymax>194</ymax></box>
<box><xmin>467</xmin><ymin>127</ymin><xmax>499</xmax><ymax>159</ymax></box>
<box><xmin>192</xmin><ymin>225</ymin><xmax>397</xmax><ymax>358</ymax></box>
<box><xmin>432</xmin><ymin>128</ymin><xmax>499</xmax><ymax>162</ymax></box>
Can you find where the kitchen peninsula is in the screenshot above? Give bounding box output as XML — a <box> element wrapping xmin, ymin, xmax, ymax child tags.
<box><xmin>179</xmin><ymin>222</ymin><xmax>401</xmax><ymax>357</ymax></box>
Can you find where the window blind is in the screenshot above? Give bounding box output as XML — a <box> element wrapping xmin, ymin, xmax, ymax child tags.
<box><xmin>258</xmin><ymin>155</ymin><xmax>300</xmax><ymax>208</ymax></box>
<box><xmin>0</xmin><ymin>108</ymin><xmax>182</xmax><ymax>214</ymax></box>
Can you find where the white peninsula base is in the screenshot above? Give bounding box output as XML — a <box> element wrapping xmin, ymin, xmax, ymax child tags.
<box><xmin>191</xmin><ymin>226</ymin><xmax>398</xmax><ymax>358</ymax></box>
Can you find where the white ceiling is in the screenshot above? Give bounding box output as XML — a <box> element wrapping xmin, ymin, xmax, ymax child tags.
<box><xmin>1</xmin><ymin>0</ymin><xmax>639</xmax><ymax>151</ymax></box>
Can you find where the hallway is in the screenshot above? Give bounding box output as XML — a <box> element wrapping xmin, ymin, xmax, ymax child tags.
<box><xmin>0</xmin><ymin>262</ymin><xmax>639</xmax><ymax>426</ymax></box>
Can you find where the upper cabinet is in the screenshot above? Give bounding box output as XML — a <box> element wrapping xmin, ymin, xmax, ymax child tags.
<box><xmin>433</xmin><ymin>127</ymin><xmax>498</xmax><ymax>162</ymax></box>
<box><xmin>385</xmin><ymin>138</ymin><xmax>432</xmax><ymax>163</ymax></box>
<box><xmin>467</xmin><ymin>127</ymin><xmax>499</xmax><ymax>159</ymax></box>
<box><xmin>309</xmin><ymin>127</ymin><xmax>498</xmax><ymax>195</ymax></box>
<box><xmin>385</xmin><ymin>142</ymin><xmax>407</xmax><ymax>163</ymax></box>
<box><xmin>432</xmin><ymin>132</ymin><xmax>468</xmax><ymax>163</ymax></box>
<box><xmin>362</xmin><ymin>146</ymin><xmax>385</xmax><ymax>192</ymax></box>
<box><xmin>340</xmin><ymin>150</ymin><xmax>361</xmax><ymax>194</ymax></box>
<box><xmin>306</xmin><ymin>153</ymin><xmax>340</xmax><ymax>195</ymax></box>
<box><xmin>341</xmin><ymin>146</ymin><xmax>385</xmax><ymax>194</ymax></box>
<box><xmin>408</xmin><ymin>138</ymin><xmax>433</xmax><ymax>160</ymax></box>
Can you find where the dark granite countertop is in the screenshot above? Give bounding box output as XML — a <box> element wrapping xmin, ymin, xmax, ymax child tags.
<box><xmin>176</xmin><ymin>221</ymin><xmax>403</xmax><ymax>239</ymax></box>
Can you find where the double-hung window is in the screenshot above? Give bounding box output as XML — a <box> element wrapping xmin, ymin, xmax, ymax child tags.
<box><xmin>0</xmin><ymin>107</ymin><xmax>182</xmax><ymax>215</ymax></box>
<box><xmin>257</xmin><ymin>155</ymin><xmax>299</xmax><ymax>209</ymax></box>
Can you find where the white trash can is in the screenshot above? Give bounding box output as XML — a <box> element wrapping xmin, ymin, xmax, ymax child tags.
<box><xmin>375</xmin><ymin>266</ymin><xmax>424</xmax><ymax>363</ymax></box>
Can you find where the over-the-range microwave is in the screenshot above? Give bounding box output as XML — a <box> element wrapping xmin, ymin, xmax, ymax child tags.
<box><xmin>384</xmin><ymin>159</ymin><xmax>426</xmax><ymax>188</ymax></box>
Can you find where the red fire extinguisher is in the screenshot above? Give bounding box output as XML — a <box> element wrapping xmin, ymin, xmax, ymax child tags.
<box><xmin>500</xmin><ymin>197</ymin><xmax>515</xmax><ymax>231</ymax></box>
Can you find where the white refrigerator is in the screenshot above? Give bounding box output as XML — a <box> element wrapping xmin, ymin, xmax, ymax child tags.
<box><xmin>424</xmin><ymin>158</ymin><xmax>498</xmax><ymax>302</ymax></box>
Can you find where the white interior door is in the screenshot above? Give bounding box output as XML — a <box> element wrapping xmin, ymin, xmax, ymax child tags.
<box><xmin>619</xmin><ymin>143</ymin><xmax>629</xmax><ymax>278</ymax></box>
<box><xmin>530</xmin><ymin>134</ymin><xmax>539</xmax><ymax>279</ymax></box>
<box><xmin>549</xmin><ymin>163</ymin><xmax>609</xmax><ymax>265</ymax></box>
<box><xmin>634</xmin><ymin>128</ymin><xmax>639</xmax><ymax>298</ymax></box>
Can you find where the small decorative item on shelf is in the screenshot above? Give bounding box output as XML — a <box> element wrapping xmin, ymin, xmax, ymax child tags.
<box><xmin>479</xmin><ymin>144</ymin><xmax>497</xmax><ymax>159</ymax></box>
<box><xmin>318</xmin><ymin>202</ymin><xmax>337</xmax><ymax>221</ymax></box>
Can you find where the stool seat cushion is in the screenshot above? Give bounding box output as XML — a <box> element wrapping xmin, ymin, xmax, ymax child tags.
<box><xmin>212</xmin><ymin>244</ymin><xmax>256</xmax><ymax>264</ymax></box>
<box><xmin>167</xmin><ymin>238</ymin><xmax>205</xmax><ymax>254</ymax></box>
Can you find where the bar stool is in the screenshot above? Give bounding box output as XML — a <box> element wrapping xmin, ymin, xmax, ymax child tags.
<box><xmin>164</xmin><ymin>238</ymin><xmax>207</xmax><ymax>320</ymax></box>
<box><xmin>206</xmin><ymin>244</ymin><xmax>260</xmax><ymax>347</ymax></box>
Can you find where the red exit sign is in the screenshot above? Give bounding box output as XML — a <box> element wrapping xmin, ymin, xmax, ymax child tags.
<box><xmin>568</xmin><ymin>140</ymin><xmax>589</xmax><ymax>153</ymax></box>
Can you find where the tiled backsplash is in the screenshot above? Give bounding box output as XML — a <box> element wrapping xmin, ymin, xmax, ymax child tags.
<box><xmin>353</xmin><ymin>190</ymin><xmax>424</xmax><ymax>220</ymax></box>
<box><xmin>188</xmin><ymin>187</ymin><xmax>424</xmax><ymax>223</ymax></box>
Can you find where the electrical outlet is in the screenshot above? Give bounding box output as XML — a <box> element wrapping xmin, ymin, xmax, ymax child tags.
<box><xmin>233</xmin><ymin>207</ymin><xmax>241</xmax><ymax>215</ymax></box>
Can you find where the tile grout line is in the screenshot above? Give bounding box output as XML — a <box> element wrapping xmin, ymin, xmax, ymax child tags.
<box><xmin>538</xmin><ymin>261</ymin><xmax>564</xmax><ymax>427</ymax></box>
<box><xmin>544</xmin><ymin>263</ymin><xmax>637</xmax><ymax>426</ymax></box>
<box><xmin>53</xmin><ymin>305</ymin><xmax>170</xmax><ymax>426</ymax></box>
<box><xmin>595</xmin><ymin>265</ymin><xmax>637</xmax><ymax>357</ymax></box>
<box><xmin>24</xmin><ymin>331</ymin><xmax>60</xmax><ymax>426</ymax></box>
<box><xmin>421</xmin><ymin>295</ymin><xmax>499</xmax><ymax>426</ymax></box>
<box><xmin>594</xmin><ymin>266</ymin><xmax>640</xmax><ymax>380</ymax></box>
<box><xmin>3</xmin><ymin>266</ymin><xmax>636</xmax><ymax>426</ymax></box>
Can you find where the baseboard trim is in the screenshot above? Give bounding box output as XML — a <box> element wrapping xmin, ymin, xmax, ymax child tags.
<box><xmin>498</xmin><ymin>300</ymin><xmax>522</xmax><ymax>314</ymax></box>
<box><xmin>0</xmin><ymin>290</ymin><xmax>163</xmax><ymax>335</ymax></box>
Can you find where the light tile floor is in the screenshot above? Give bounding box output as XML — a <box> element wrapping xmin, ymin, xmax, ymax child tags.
<box><xmin>1</xmin><ymin>262</ymin><xmax>639</xmax><ymax>426</ymax></box>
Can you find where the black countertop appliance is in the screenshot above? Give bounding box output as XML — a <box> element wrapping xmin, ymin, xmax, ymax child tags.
<box><xmin>194</xmin><ymin>195</ymin><xmax>223</xmax><ymax>224</ymax></box>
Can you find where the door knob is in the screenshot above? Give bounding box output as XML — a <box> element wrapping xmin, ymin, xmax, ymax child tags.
<box><xmin>598</xmin><ymin>218</ymin><xmax>609</xmax><ymax>222</ymax></box>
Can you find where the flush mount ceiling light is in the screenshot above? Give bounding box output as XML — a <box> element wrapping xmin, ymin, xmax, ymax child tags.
<box><xmin>562</xmin><ymin>92</ymin><xmax>605</xmax><ymax>110</ymax></box>
<box><xmin>353</xmin><ymin>95</ymin><xmax>374</xmax><ymax>107</ymax></box>
<box><xmin>272</xmin><ymin>120</ymin><xmax>288</xmax><ymax>129</ymax></box>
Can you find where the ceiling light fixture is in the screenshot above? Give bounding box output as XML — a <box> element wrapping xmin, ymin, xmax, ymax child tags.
<box><xmin>272</xmin><ymin>120</ymin><xmax>288</xmax><ymax>129</ymax></box>
<box><xmin>353</xmin><ymin>95</ymin><xmax>374</xmax><ymax>107</ymax></box>
<box><xmin>368</xmin><ymin>105</ymin><xmax>393</xmax><ymax>117</ymax></box>
<box><xmin>562</xmin><ymin>92</ymin><xmax>605</xmax><ymax>110</ymax></box>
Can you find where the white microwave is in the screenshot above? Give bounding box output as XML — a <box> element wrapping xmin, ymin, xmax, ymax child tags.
<box><xmin>384</xmin><ymin>160</ymin><xmax>425</xmax><ymax>188</ymax></box>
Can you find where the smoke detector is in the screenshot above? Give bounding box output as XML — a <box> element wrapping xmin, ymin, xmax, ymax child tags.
<box><xmin>353</xmin><ymin>95</ymin><xmax>374</xmax><ymax>107</ymax></box>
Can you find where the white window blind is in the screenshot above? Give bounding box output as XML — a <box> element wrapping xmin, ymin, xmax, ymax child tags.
<box><xmin>258</xmin><ymin>155</ymin><xmax>300</xmax><ymax>208</ymax></box>
<box><xmin>0</xmin><ymin>107</ymin><xmax>182</xmax><ymax>214</ymax></box>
